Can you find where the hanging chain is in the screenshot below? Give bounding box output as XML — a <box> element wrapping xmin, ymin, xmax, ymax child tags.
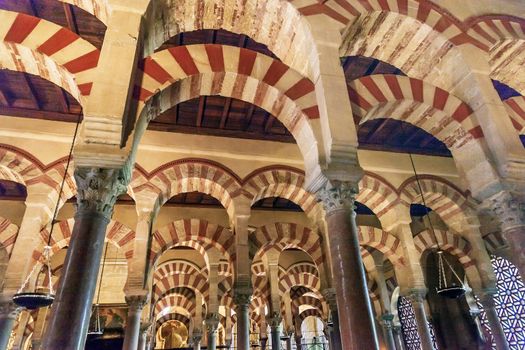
<box><xmin>17</xmin><ymin>112</ymin><xmax>82</xmax><ymax>294</ymax></box>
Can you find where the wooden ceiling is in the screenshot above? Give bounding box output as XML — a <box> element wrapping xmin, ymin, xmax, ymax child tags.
<box><xmin>0</xmin><ymin>0</ymin><xmax>106</xmax><ymax>49</ymax></box>
<box><xmin>342</xmin><ymin>56</ymin><xmax>452</xmax><ymax>157</ymax></box>
<box><xmin>0</xmin><ymin>70</ymin><xmax>82</xmax><ymax>123</ymax></box>
<box><xmin>148</xmin><ymin>96</ymin><xmax>294</xmax><ymax>143</ymax></box>
<box><xmin>148</xmin><ymin>29</ymin><xmax>292</xmax><ymax>143</ymax></box>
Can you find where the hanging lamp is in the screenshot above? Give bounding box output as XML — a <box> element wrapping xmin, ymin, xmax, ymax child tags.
<box><xmin>12</xmin><ymin>112</ymin><xmax>82</xmax><ymax>310</ymax></box>
<box><xmin>403</xmin><ymin>122</ymin><xmax>466</xmax><ymax>299</ymax></box>
<box><xmin>88</xmin><ymin>242</ymin><xmax>109</xmax><ymax>336</ymax></box>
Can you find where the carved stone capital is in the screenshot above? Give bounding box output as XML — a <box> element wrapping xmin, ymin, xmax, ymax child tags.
<box><xmin>316</xmin><ymin>181</ymin><xmax>357</xmax><ymax>214</ymax></box>
<box><xmin>407</xmin><ymin>289</ymin><xmax>427</xmax><ymax>304</ymax></box>
<box><xmin>483</xmin><ymin>191</ymin><xmax>525</xmax><ymax>232</ymax></box>
<box><xmin>125</xmin><ymin>294</ymin><xmax>148</xmax><ymax>310</ymax></box>
<box><xmin>381</xmin><ymin>313</ymin><xmax>394</xmax><ymax>329</ymax></box>
<box><xmin>266</xmin><ymin>312</ymin><xmax>282</xmax><ymax>328</ymax></box>
<box><xmin>234</xmin><ymin>279</ymin><xmax>253</xmax><ymax>306</ymax></box>
<box><xmin>74</xmin><ymin>167</ymin><xmax>128</xmax><ymax>218</ymax></box>
<box><xmin>205</xmin><ymin>313</ymin><xmax>220</xmax><ymax>332</ymax></box>
<box><xmin>321</xmin><ymin>288</ymin><xmax>337</xmax><ymax>311</ymax></box>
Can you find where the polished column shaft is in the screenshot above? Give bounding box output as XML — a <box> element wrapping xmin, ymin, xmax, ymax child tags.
<box><xmin>41</xmin><ymin>168</ymin><xmax>126</xmax><ymax>350</ymax></box>
<box><xmin>122</xmin><ymin>295</ymin><xmax>147</xmax><ymax>350</ymax></box>
<box><xmin>408</xmin><ymin>291</ymin><xmax>433</xmax><ymax>350</ymax></box>
<box><xmin>479</xmin><ymin>291</ymin><xmax>509</xmax><ymax>350</ymax></box>
<box><xmin>41</xmin><ymin>210</ymin><xmax>108</xmax><ymax>349</ymax></box>
<box><xmin>381</xmin><ymin>314</ymin><xmax>397</xmax><ymax>350</ymax></box>
<box><xmin>0</xmin><ymin>301</ymin><xmax>20</xmax><ymax>350</ymax></box>
<box><xmin>318</xmin><ymin>182</ymin><xmax>379</xmax><ymax>349</ymax></box>
<box><xmin>206</xmin><ymin>315</ymin><xmax>219</xmax><ymax>350</ymax></box>
<box><xmin>234</xmin><ymin>288</ymin><xmax>251</xmax><ymax>350</ymax></box>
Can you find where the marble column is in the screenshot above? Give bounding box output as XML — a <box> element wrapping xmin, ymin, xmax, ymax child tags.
<box><xmin>192</xmin><ymin>330</ymin><xmax>202</xmax><ymax>350</ymax></box>
<box><xmin>294</xmin><ymin>334</ymin><xmax>303</xmax><ymax>350</ymax></box>
<box><xmin>285</xmin><ymin>333</ymin><xmax>292</xmax><ymax>350</ymax></box>
<box><xmin>0</xmin><ymin>300</ymin><xmax>20</xmax><ymax>350</ymax></box>
<box><xmin>317</xmin><ymin>181</ymin><xmax>379</xmax><ymax>349</ymax></box>
<box><xmin>478</xmin><ymin>290</ymin><xmax>509</xmax><ymax>350</ymax></box>
<box><xmin>30</xmin><ymin>306</ymin><xmax>48</xmax><ymax>350</ymax></box>
<box><xmin>41</xmin><ymin>168</ymin><xmax>127</xmax><ymax>350</ymax></box>
<box><xmin>380</xmin><ymin>314</ymin><xmax>397</xmax><ymax>350</ymax></box>
<box><xmin>260</xmin><ymin>336</ymin><xmax>268</xmax><ymax>350</ymax></box>
<box><xmin>234</xmin><ymin>286</ymin><xmax>252</xmax><ymax>350</ymax></box>
<box><xmin>392</xmin><ymin>325</ymin><xmax>405</xmax><ymax>350</ymax></box>
<box><xmin>206</xmin><ymin>314</ymin><xmax>219</xmax><ymax>350</ymax></box>
<box><xmin>267</xmin><ymin>313</ymin><xmax>281</xmax><ymax>350</ymax></box>
<box><xmin>407</xmin><ymin>290</ymin><xmax>433</xmax><ymax>350</ymax></box>
<box><xmin>122</xmin><ymin>294</ymin><xmax>148</xmax><ymax>350</ymax></box>
<box><xmin>322</xmin><ymin>288</ymin><xmax>341</xmax><ymax>350</ymax></box>
<box><xmin>137</xmin><ymin>322</ymin><xmax>150</xmax><ymax>350</ymax></box>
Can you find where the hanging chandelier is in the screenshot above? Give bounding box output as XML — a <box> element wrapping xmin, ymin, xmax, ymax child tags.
<box><xmin>13</xmin><ymin>113</ymin><xmax>82</xmax><ymax>310</ymax></box>
<box><xmin>88</xmin><ymin>242</ymin><xmax>109</xmax><ymax>336</ymax></box>
<box><xmin>405</xmin><ymin>125</ymin><xmax>466</xmax><ymax>299</ymax></box>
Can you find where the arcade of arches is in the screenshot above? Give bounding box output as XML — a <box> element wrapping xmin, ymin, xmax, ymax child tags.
<box><xmin>0</xmin><ymin>0</ymin><xmax>524</xmax><ymax>350</ymax></box>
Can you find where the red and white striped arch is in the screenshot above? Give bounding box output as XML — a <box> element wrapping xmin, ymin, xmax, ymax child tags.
<box><xmin>154</xmin><ymin>260</ymin><xmax>204</xmax><ymax>283</ymax></box>
<box><xmin>279</xmin><ymin>272</ymin><xmax>321</xmax><ymax>295</ymax></box>
<box><xmin>413</xmin><ymin>229</ymin><xmax>475</xmax><ymax>270</ymax></box>
<box><xmin>144</xmin><ymin>0</ymin><xmax>316</xmax><ymax>80</ymax></box>
<box><xmin>0</xmin><ymin>145</ymin><xmax>45</xmax><ymax>185</ymax></box>
<box><xmin>243</xmin><ymin>167</ymin><xmax>321</xmax><ymax>219</ymax></box>
<box><xmin>358</xmin><ymin>226</ymin><xmax>406</xmax><ymax>267</ymax></box>
<box><xmin>285</xmin><ymin>262</ymin><xmax>319</xmax><ymax>279</ymax></box>
<box><xmin>466</xmin><ymin>17</ymin><xmax>525</xmax><ymax>95</ymax></box>
<box><xmin>154</xmin><ymin>274</ymin><xmax>209</xmax><ymax>302</ymax></box>
<box><xmin>400</xmin><ymin>176</ymin><xmax>474</xmax><ymax>229</ymax></box>
<box><xmin>251</xmin><ymin>222</ymin><xmax>324</xmax><ymax>269</ymax></box>
<box><xmin>0</xmin><ymin>217</ymin><xmax>18</xmax><ymax>257</ymax></box>
<box><xmin>156</xmin><ymin>312</ymin><xmax>191</xmax><ymax>330</ymax></box>
<box><xmin>0</xmin><ymin>10</ymin><xmax>100</xmax><ymax>98</ymax></box>
<box><xmin>357</xmin><ymin>173</ymin><xmax>399</xmax><ymax>224</ymax></box>
<box><xmin>36</xmin><ymin>218</ymin><xmax>135</xmax><ymax>260</ymax></box>
<box><xmin>292</xmin><ymin>295</ymin><xmax>323</xmax><ymax>313</ymax></box>
<box><xmin>348</xmin><ymin>74</ymin><xmax>480</xmax><ymax>149</ymax></box>
<box><xmin>155</xmin><ymin>293</ymin><xmax>196</xmax><ymax>316</ymax></box>
<box><xmin>136</xmin><ymin>45</ymin><xmax>318</xmax><ymax>119</ymax></box>
<box><xmin>298</xmin><ymin>308</ymin><xmax>323</xmax><ymax>323</ymax></box>
<box><xmin>504</xmin><ymin>96</ymin><xmax>525</xmax><ymax>133</ymax></box>
<box><xmin>143</xmin><ymin>160</ymin><xmax>242</xmax><ymax>218</ymax></box>
<box><xmin>251</xmin><ymin>259</ymin><xmax>266</xmax><ymax>277</ymax></box>
<box><xmin>151</xmin><ymin>218</ymin><xmax>234</xmax><ymax>267</ymax></box>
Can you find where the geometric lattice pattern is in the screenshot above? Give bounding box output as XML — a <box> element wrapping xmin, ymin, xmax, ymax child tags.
<box><xmin>398</xmin><ymin>296</ymin><xmax>438</xmax><ymax>350</ymax></box>
<box><xmin>491</xmin><ymin>256</ymin><xmax>525</xmax><ymax>349</ymax></box>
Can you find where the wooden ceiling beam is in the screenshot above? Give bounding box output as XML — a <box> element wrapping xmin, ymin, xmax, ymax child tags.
<box><xmin>219</xmin><ymin>98</ymin><xmax>232</xmax><ymax>129</ymax></box>
<box><xmin>264</xmin><ymin>114</ymin><xmax>275</xmax><ymax>133</ymax></box>
<box><xmin>28</xmin><ymin>0</ymin><xmax>39</xmax><ymax>17</ymax></box>
<box><xmin>54</xmin><ymin>85</ymin><xmax>70</xmax><ymax>113</ymax></box>
<box><xmin>0</xmin><ymin>105</ymin><xmax>80</xmax><ymax>122</ymax></box>
<box><xmin>0</xmin><ymin>89</ymin><xmax>11</xmax><ymax>107</ymax></box>
<box><xmin>244</xmin><ymin>104</ymin><xmax>255</xmax><ymax>130</ymax></box>
<box><xmin>22</xmin><ymin>75</ymin><xmax>41</xmax><ymax>110</ymax></box>
<box><xmin>196</xmin><ymin>96</ymin><xmax>206</xmax><ymax>127</ymax></box>
<box><xmin>63</xmin><ymin>3</ymin><xmax>79</xmax><ymax>34</ymax></box>
<box><xmin>365</xmin><ymin>118</ymin><xmax>390</xmax><ymax>141</ymax></box>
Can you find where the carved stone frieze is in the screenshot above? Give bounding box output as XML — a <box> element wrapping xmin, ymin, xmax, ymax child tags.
<box><xmin>74</xmin><ymin>167</ymin><xmax>128</xmax><ymax>218</ymax></box>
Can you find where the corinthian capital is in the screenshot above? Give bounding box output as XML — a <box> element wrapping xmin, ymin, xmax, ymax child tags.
<box><xmin>485</xmin><ymin>191</ymin><xmax>525</xmax><ymax>231</ymax></box>
<box><xmin>74</xmin><ymin>167</ymin><xmax>128</xmax><ymax>218</ymax></box>
<box><xmin>316</xmin><ymin>181</ymin><xmax>358</xmax><ymax>214</ymax></box>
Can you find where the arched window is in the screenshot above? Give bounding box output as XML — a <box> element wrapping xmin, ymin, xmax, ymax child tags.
<box><xmin>397</xmin><ymin>296</ymin><xmax>438</xmax><ymax>349</ymax></box>
<box><xmin>478</xmin><ymin>256</ymin><xmax>525</xmax><ymax>349</ymax></box>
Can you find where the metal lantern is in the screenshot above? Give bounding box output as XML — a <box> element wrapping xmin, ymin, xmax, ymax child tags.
<box><xmin>436</xmin><ymin>250</ymin><xmax>466</xmax><ymax>299</ymax></box>
<box><xmin>13</xmin><ymin>245</ymin><xmax>55</xmax><ymax>309</ymax></box>
<box><xmin>12</xmin><ymin>113</ymin><xmax>81</xmax><ymax>310</ymax></box>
